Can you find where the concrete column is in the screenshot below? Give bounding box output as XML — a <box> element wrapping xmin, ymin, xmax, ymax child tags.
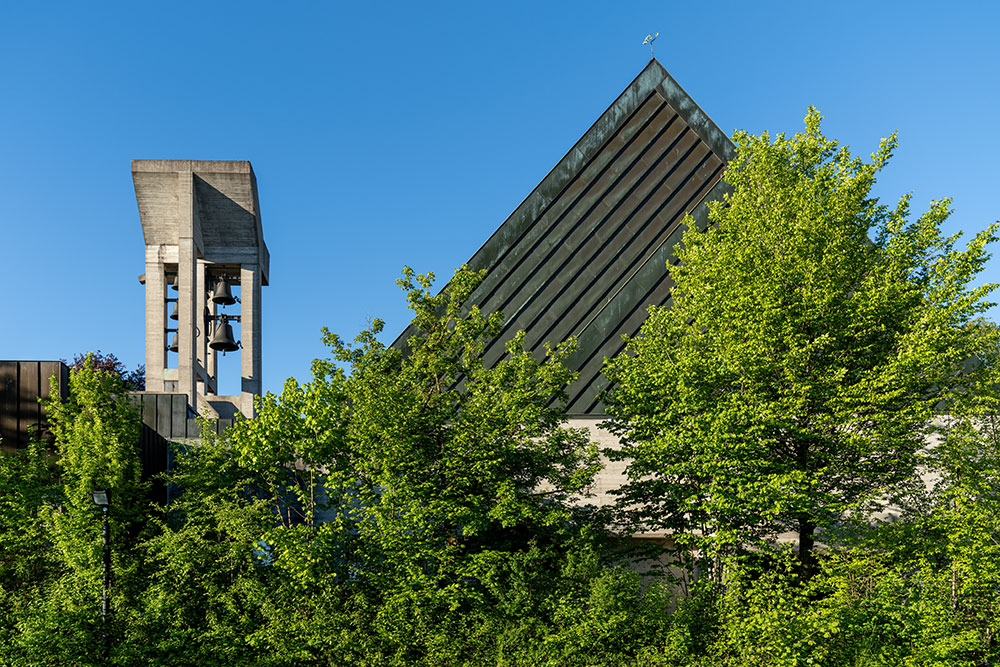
<box><xmin>144</xmin><ymin>256</ymin><xmax>166</xmax><ymax>391</ymax></box>
<box><xmin>195</xmin><ymin>259</ymin><xmax>208</xmax><ymax>401</ymax></box>
<box><xmin>177</xmin><ymin>171</ymin><xmax>197</xmax><ymax>407</ymax></box>
<box><xmin>240</xmin><ymin>264</ymin><xmax>262</xmax><ymax>418</ymax></box>
<box><xmin>206</xmin><ymin>291</ymin><xmax>217</xmax><ymax>392</ymax></box>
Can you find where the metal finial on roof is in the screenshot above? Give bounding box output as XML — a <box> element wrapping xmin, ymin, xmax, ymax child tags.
<box><xmin>643</xmin><ymin>32</ymin><xmax>659</xmax><ymax>59</ymax></box>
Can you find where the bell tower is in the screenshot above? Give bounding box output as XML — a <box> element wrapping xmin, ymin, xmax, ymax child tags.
<box><xmin>133</xmin><ymin>160</ymin><xmax>269</xmax><ymax>419</ymax></box>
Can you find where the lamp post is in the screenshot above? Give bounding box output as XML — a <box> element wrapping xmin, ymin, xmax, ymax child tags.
<box><xmin>91</xmin><ymin>489</ymin><xmax>110</xmax><ymax>661</ymax></box>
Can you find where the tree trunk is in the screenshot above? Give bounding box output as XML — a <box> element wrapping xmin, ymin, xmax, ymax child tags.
<box><xmin>798</xmin><ymin>515</ymin><xmax>817</xmax><ymax>579</ymax></box>
<box><xmin>794</xmin><ymin>437</ymin><xmax>817</xmax><ymax>580</ymax></box>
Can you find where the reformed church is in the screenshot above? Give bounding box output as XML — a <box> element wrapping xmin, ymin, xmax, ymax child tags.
<box><xmin>3</xmin><ymin>60</ymin><xmax>732</xmax><ymax>518</ymax></box>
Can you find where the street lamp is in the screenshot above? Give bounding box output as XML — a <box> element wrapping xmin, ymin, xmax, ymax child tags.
<box><xmin>91</xmin><ymin>489</ymin><xmax>111</xmax><ymax>661</ymax></box>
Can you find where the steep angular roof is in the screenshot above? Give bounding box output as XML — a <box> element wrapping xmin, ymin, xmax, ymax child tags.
<box><xmin>396</xmin><ymin>59</ymin><xmax>734</xmax><ymax>415</ymax></box>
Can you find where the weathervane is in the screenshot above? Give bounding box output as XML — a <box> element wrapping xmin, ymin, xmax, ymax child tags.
<box><xmin>643</xmin><ymin>32</ymin><xmax>659</xmax><ymax>59</ymax></box>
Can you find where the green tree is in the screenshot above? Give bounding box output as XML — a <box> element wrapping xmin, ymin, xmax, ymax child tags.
<box><xmin>125</xmin><ymin>425</ymin><xmax>278</xmax><ymax>665</ymax></box>
<box><xmin>314</xmin><ymin>267</ymin><xmax>601</xmax><ymax>580</ymax></box>
<box><xmin>603</xmin><ymin>109</ymin><xmax>999</xmax><ymax>576</ymax></box>
<box><xmin>0</xmin><ymin>441</ymin><xmax>61</xmax><ymax>658</ymax></box>
<box><xmin>911</xmin><ymin>323</ymin><xmax>1000</xmax><ymax>657</ymax></box>
<box><xmin>310</xmin><ymin>267</ymin><xmax>604</xmax><ymax>662</ymax></box>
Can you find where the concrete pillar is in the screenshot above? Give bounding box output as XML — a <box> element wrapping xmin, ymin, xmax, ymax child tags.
<box><xmin>177</xmin><ymin>238</ymin><xmax>197</xmax><ymax>405</ymax></box>
<box><xmin>177</xmin><ymin>171</ymin><xmax>198</xmax><ymax>407</ymax></box>
<box><xmin>195</xmin><ymin>259</ymin><xmax>208</xmax><ymax>396</ymax></box>
<box><xmin>144</xmin><ymin>256</ymin><xmax>166</xmax><ymax>391</ymax></box>
<box><xmin>240</xmin><ymin>264</ymin><xmax>262</xmax><ymax>418</ymax></box>
<box><xmin>206</xmin><ymin>292</ymin><xmax>217</xmax><ymax>393</ymax></box>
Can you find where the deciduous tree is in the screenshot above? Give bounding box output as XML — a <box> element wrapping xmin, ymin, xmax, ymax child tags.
<box><xmin>603</xmin><ymin>109</ymin><xmax>999</xmax><ymax>576</ymax></box>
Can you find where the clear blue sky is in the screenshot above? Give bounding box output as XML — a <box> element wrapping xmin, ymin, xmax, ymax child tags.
<box><xmin>1</xmin><ymin>0</ymin><xmax>997</xmax><ymax>395</ymax></box>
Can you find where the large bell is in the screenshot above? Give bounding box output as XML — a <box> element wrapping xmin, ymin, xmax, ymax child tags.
<box><xmin>169</xmin><ymin>301</ymin><xmax>178</xmax><ymax>320</ymax></box>
<box><xmin>169</xmin><ymin>274</ymin><xmax>178</xmax><ymax>291</ymax></box>
<box><xmin>211</xmin><ymin>277</ymin><xmax>236</xmax><ymax>306</ymax></box>
<box><xmin>209</xmin><ymin>321</ymin><xmax>239</xmax><ymax>353</ymax></box>
<box><xmin>168</xmin><ymin>333</ymin><xmax>179</xmax><ymax>353</ymax></box>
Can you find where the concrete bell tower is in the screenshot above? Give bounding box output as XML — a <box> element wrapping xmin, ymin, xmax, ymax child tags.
<box><xmin>133</xmin><ymin>160</ymin><xmax>269</xmax><ymax>419</ymax></box>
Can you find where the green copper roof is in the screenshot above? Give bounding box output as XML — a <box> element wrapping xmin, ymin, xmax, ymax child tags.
<box><xmin>395</xmin><ymin>59</ymin><xmax>734</xmax><ymax>415</ymax></box>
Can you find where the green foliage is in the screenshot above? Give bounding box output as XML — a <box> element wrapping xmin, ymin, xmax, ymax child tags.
<box><xmin>312</xmin><ymin>267</ymin><xmax>601</xmax><ymax>586</ymax></box>
<box><xmin>693</xmin><ymin>551</ymin><xmax>997</xmax><ymax>666</ymax></box>
<box><xmin>45</xmin><ymin>356</ymin><xmax>146</xmax><ymax>575</ymax></box>
<box><xmin>0</xmin><ymin>441</ymin><xmax>59</xmax><ymax>591</ymax></box>
<box><xmin>603</xmin><ymin>109</ymin><xmax>999</xmax><ymax>574</ymax></box>
<box><xmin>68</xmin><ymin>350</ymin><xmax>145</xmax><ymax>391</ymax></box>
<box><xmin>0</xmin><ymin>441</ymin><xmax>61</xmax><ymax>658</ymax></box>
<box><xmin>122</xmin><ymin>425</ymin><xmax>272</xmax><ymax>665</ymax></box>
<box><xmin>122</xmin><ymin>267</ymin><xmax>610</xmax><ymax>665</ymax></box>
<box><xmin>240</xmin><ymin>266</ymin><xmax>604</xmax><ymax>662</ymax></box>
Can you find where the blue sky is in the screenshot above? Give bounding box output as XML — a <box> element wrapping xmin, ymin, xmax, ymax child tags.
<box><xmin>1</xmin><ymin>0</ymin><xmax>997</xmax><ymax>395</ymax></box>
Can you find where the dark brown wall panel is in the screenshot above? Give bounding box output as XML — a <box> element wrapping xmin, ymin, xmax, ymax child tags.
<box><xmin>0</xmin><ymin>361</ymin><xmax>69</xmax><ymax>449</ymax></box>
<box><xmin>0</xmin><ymin>363</ymin><xmax>19</xmax><ymax>451</ymax></box>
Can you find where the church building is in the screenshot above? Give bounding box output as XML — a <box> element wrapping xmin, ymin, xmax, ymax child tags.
<box><xmin>394</xmin><ymin>59</ymin><xmax>734</xmax><ymax>512</ymax></box>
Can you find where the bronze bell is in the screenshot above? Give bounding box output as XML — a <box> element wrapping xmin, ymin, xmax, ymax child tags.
<box><xmin>170</xmin><ymin>274</ymin><xmax>178</xmax><ymax>291</ymax></box>
<box><xmin>209</xmin><ymin>320</ymin><xmax>239</xmax><ymax>353</ymax></box>
<box><xmin>169</xmin><ymin>301</ymin><xmax>179</xmax><ymax>320</ymax></box>
<box><xmin>168</xmin><ymin>333</ymin><xmax>179</xmax><ymax>352</ymax></box>
<box><xmin>211</xmin><ymin>277</ymin><xmax>236</xmax><ymax>306</ymax></box>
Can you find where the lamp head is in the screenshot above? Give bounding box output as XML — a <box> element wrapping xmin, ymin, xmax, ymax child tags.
<box><xmin>92</xmin><ymin>489</ymin><xmax>110</xmax><ymax>507</ymax></box>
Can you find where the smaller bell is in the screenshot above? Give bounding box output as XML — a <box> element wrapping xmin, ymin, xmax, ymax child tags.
<box><xmin>170</xmin><ymin>275</ymin><xmax>178</xmax><ymax>291</ymax></box>
<box><xmin>209</xmin><ymin>321</ymin><xmax>239</xmax><ymax>353</ymax></box>
<box><xmin>169</xmin><ymin>302</ymin><xmax>179</xmax><ymax>321</ymax></box>
<box><xmin>211</xmin><ymin>277</ymin><xmax>236</xmax><ymax>306</ymax></box>
<box><xmin>168</xmin><ymin>333</ymin><xmax>179</xmax><ymax>353</ymax></box>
